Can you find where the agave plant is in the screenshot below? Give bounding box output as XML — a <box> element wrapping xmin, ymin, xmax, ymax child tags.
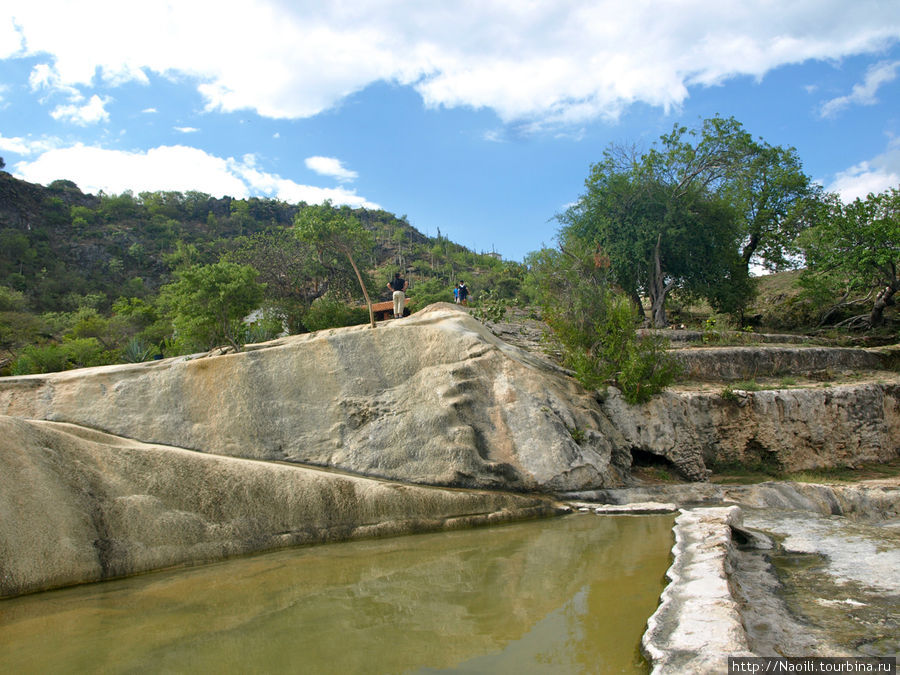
<box><xmin>122</xmin><ymin>337</ymin><xmax>154</xmax><ymax>363</ymax></box>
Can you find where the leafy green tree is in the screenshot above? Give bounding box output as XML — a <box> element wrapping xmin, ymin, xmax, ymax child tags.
<box><xmin>0</xmin><ymin>228</ymin><xmax>36</xmax><ymax>276</ymax></box>
<box><xmin>227</xmin><ymin>229</ymin><xmax>320</xmax><ymax>333</ymax></box>
<box><xmin>159</xmin><ymin>260</ymin><xmax>265</xmax><ymax>351</ymax></box>
<box><xmin>0</xmin><ymin>286</ymin><xmax>45</xmax><ymax>372</ymax></box>
<box><xmin>800</xmin><ymin>187</ymin><xmax>900</xmax><ymax>328</ymax></box>
<box><xmin>294</xmin><ymin>202</ymin><xmax>377</xmax><ymax>328</ymax></box>
<box><xmin>561</xmin><ymin>157</ymin><xmax>745</xmax><ymax>327</ymax></box>
<box><xmin>98</xmin><ymin>191</ymin><xmax>140</xmax><ymax>223</ymax></box>
<box><xmin>407</xmin><ymin>277</ymin><xmax>454</xmax><ymax>307</ymax></box>
<box><xmin>162</xmin><ymin>241</ymin><xmax>203</xmax><ymax>271</ymax></box>
<box><xmin>725</xmin><ymin>142</ymin><xmax>816</xmax><ymax>274</ymax></box>
<box><xmin>561</xmin><ymin>117</ymin><xmax>815</xmax><ymax>326</ymax></box>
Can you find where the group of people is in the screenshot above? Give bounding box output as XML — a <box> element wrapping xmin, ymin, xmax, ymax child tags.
<box><xmin>453</xmin><ymin>281</ymin><xmax>468</xmax><ymax>306</ymax></box>
<box><xmin>386</xmin><ymin>272</ymin><xmax>470</xmax><ymax>320</ymax></box>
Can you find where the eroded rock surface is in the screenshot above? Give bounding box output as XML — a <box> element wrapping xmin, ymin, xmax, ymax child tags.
<box><xmin>0</xmin><ymin>415</ymin><xmax>562</xmax><ymax>598</ymax></box>
<box><xmin>602</xmin><ymin>382</ymin><xmax>900</xmax><ymax>480</ymax></box>
<box><xmin>641</xmin><ymin>506</ymin><xmax>754</xmax><ymax>674</ymax></box>
<box><xmin>672</xmin><ymin>345</ymin><xmax>889</xmax><ymax>381</ymax></box>
<box><xmin>0</xmin><ymin>305</ymin><xmax>631</xmax><ymax>492</ymax></box>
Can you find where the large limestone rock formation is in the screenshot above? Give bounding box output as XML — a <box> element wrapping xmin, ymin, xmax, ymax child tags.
<box><xmin>0</xmin><ymin>305</ymin><xmax>630</xmax><ymax>492</ymax></box>
<box><xmin>601</xmin><ymin>381</ymin><xmax>900</xmax><ymax>481</ymax></box>
<box><xmin>0</xmin><ymin>415</ymin><xmax>561</xmax><ymax>598</ymax></box>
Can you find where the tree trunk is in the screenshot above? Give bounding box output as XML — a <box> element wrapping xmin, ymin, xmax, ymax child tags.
<box><xmin>741</xmin><ymin>231</ymin><xmax>759</xmax><ymax>271</ymax></box>
<box><xmin>869</xmin><ymin>283</ymin><xmax>898</xmax><ymax>327</ymax></box>
<box><xmin>650</xmin><ymin>291</ymin><xmax>667</xmax><ymax>328</ymax></box>
<box><xmin>630</xmin><ymin>291</ymin><xmax>647</xmax><ymax>323</ymax></box>
<box><xmin>345</xmin><ymin>251</ymin><xmax>375</xmax><ymax>329</ymax></box>
<box><xmin>648</xmin><ymin>234</ymin><xmax>668</xmax><ymax>327</ymax></box>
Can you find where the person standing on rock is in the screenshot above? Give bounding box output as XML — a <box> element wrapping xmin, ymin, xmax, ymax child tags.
<box><xmin>457</xmin><ymin>281</ymin><xmax>469</xmax><ymax>306</ymax></box>
<box><xmin>388</xmin><ymin>271</ymin><xmax>408</xmax><ymax>319</ymax></box>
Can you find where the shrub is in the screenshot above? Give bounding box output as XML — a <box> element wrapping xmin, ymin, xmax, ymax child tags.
<box><xmin>407</xmin><ymin>277</ymin><xmax>453</xmax><ymax>307</ymax></box>
<box><xmin>303</xmin><ymin>295</ymin><xmax>370</xmax><ymax>332</ymax></box>
<box><xmin>471</xmin><ymin>288</ymin><xmax>508</xmax><ymax>323</ymax></box>
<box><xmin>11</xmin><ymin>337</ymin><xmax>111</xmax><ymax>374</ymax></box>
<box><xmin>12</xmin><ymin>344</ymin><xmax>69</xmax><ymax>375</ymax></box>
<box><xmin>528</xmin><ymin>243</ymin><xmax>680</xmax><ymax>404</ymax></box>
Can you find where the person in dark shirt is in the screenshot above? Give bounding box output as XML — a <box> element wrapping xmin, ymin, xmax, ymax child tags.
<box><xmin>388</xmin><ymin>272</ymin><xmax>408</xmax><ymax>319</ymax></box>
<box><xmin>457</xmin><ymin>281</ymin><xmax>469</xmax><ymax>306</ymax></box>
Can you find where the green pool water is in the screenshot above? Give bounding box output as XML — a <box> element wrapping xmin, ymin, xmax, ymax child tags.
<box><xmin>0</xmin><ymin>513</ymin><xmax>674</xmax><ymax>674</ymax></box>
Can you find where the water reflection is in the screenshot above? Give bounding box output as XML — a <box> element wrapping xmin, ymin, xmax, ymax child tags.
<box><xmin>0</xmin><ymin>513</ymin><xmax>673</xmax><ymax>674</ymax></box>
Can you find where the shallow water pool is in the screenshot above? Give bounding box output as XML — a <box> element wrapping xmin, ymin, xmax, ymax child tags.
<box><xmin>0</xmin><ymin>513</ymin><xmax>674</xmax><ymax>674</ymax></box>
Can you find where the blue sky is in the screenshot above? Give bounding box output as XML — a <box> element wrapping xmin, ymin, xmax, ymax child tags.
<box><xmin>2</xmin><ymin>2</ymin><xmax>900</xmax><ymax>262</ymax></box>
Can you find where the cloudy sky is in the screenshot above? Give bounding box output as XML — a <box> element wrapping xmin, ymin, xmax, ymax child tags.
<box><xmin>2</xmin><ymin>1</ymin><xmax>900</xmax><ymax>261</ymax></box>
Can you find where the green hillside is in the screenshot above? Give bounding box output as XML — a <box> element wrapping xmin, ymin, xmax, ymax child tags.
<box><xmin>0</xmin><ymin>171</ymin><xmax>526</xmax><ymax>374</ymax></box>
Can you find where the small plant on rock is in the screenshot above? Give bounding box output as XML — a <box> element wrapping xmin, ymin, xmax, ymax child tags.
<box><xmin>472</xmin><ymin>289</ymin><xmax>508</xmax><ymax>324</ymax></box>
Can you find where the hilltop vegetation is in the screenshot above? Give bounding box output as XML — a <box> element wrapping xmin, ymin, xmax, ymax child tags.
<box><xmin>0</xmin><ymin>170</ymin><xmax>525</xmax><ymax>374</ymax></box>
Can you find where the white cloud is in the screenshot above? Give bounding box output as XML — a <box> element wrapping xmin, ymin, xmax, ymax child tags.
<box><xmin>304</xmin><ymin>156</ymin><xmax>358</xmax><ymax>182</ymax></box>
<box><xmin>11</xmin><ymin>143</ymin><xmax>379</xmax><ymax>209</ymax></box>
<box><xmin>827</xmin><ymin>137</ymin><xmax>900</xmax><ymax>201</ymax></box>
<box><xmin>29</xmin><ymin>63</ymin><xmax>56</xmax><ymax>90</ymax></box>
<box><xmin>820</xmin><ymin>60</ymin><xmax>900</xmax><ymax>117</ymax></box>
<box><xmin>3</xmin><ymin>1</ymin><xmax>900</xmax><ymax>128</ymax></box>
<box><xmin>0</xmin><ymin>11</ymin><xmax>22</xmax><ymax>58</ymax></box>
<box><xmin>239</xmin><ymin>163</ymin><xmax>378</xmax><ymax>207</ymax></box>
<box><xmin>0</xmin><ymin>132</ymin><xmax>60</xmax><ymax>156</ymax></box>
<box><xmin>50</xmin><ymin>94</ymin><xmax>111</xmax><ymax>125</ymax></box>
<box><xmin>174</xmin><ymin>126</ymin><xmax>198</xmax><ymax>133</ymax></box>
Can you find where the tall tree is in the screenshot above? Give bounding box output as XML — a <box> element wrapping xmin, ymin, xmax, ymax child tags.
<box><xmin>294</xmin><ymin>202</ymin><xmax>377</xmax><ymax>328</ymax></box>
<box><xmin>561</xmin><ymin>118</ymin><xmax>750</xmax><ymax>327</ymax></box>
<box><xmin>561</xmin><ymin>116</ymin><xmax>813</xmax><ymax>326</ymax></box>
<box><xmin>724</xmin><ymin>141</ymin><xmax>816</xmax><ymax>274</ymax></box>
<box><xmin>227</xmin><ymin>229</ymin><xmax>321</xmax><ymax>333</ymax></box>
<box><xmin>800</xmin><ymin>187</ymin><xmax>900</xmax><ymax>328</ymax></box>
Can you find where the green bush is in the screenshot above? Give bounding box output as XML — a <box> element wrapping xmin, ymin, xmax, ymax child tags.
<box><xmin>471</xmin><ymin>288</ymin><xmax>507</xmax><ymax>323</ymax></box>
<box><xmin>12</xmin><ymin>343</ymin><xmax>69</xmax><ymax>375</ymax></box>
<box><xmin>159</xmin><ymin>260</ymin><xmax>265</xmax><ymax>351</ymax></box>
<box><xmin>62</xmin><ymin>337</ymin><xmax>110</xmax><ymax>368</ymax></box>
<box><xmin>531</xmin><ymin>243</ymin><xmax>681</xmax><ymax>404</ymax></box>
<box><xmin>11</xmin><ymin>337</ymin><xmax>111</xmax><ymax>374</ymax></box>
<box><xmin>408</xmin><ymin>277</ymin><xmax>454</xmax><ymax>308</ymax></box>
<box><xmin>303</xmin><ymin>295</ymin><xmax>370</xmax><ymax>331</ymax></box>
